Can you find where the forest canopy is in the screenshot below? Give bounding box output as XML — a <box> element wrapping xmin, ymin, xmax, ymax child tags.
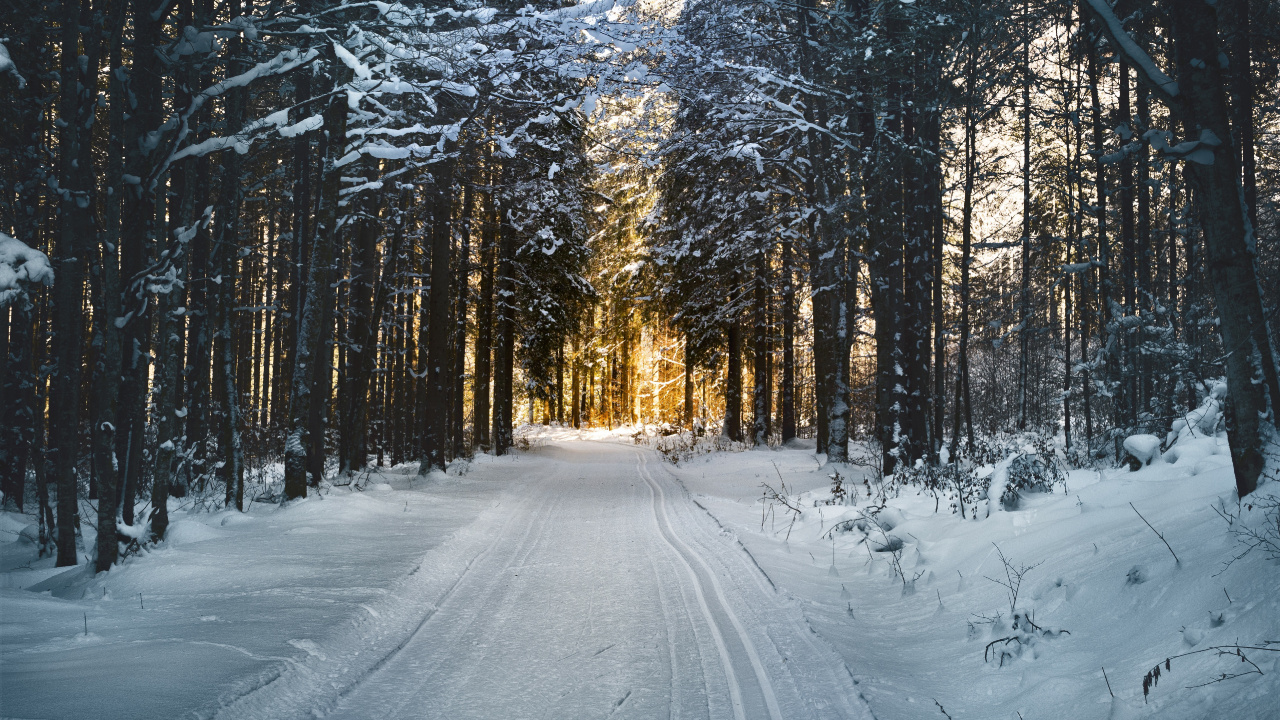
<box><xmin>1</xmin><ymin>0</ymin><xmax>1278</xmax><ymax>571</ymax></box>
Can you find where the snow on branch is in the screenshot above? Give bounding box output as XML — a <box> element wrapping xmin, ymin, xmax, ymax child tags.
<box><xmin>0</xmin><ymin>41</ymin><xmax>26</xmax><ymax>88</ymax></box>
<box><xmin>1079</xmin><ymin>0</ymin><xmax>1178</xmax><ymax>104</ymax></box>
<box><xmin>149</xmin><ymin>47</ymin><xmax>320</xmax><ymax>187</ymax></box>
<box><xmin>0</xmin><ymin>232</ymin><xmax>54</xmax><ymax>306</ymax></box>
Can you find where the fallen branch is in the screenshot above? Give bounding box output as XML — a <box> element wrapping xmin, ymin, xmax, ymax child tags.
<box><xmin>1141</xmin><ymin>643</ymin><xmax>1280</xmax><ymax>701</ymax></box>
<box><xmin>1130</xmin><ymin>502</ymin><xmax>1180</xmax><ymax>564</ymax></box>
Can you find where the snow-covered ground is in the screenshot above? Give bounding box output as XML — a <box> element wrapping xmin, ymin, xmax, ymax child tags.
<box><xmin>0</xmin><ymin>460</ymin><xmax>512</xmax><ymax>719</ymax></box>
<box><xmin>669</xmin><ymin>432</ymin><xmax>1279</xmax><ymax>720</ymax></box>
<box><xmin>2</xmin><ymin>424</ymin><xmax>1277</xmax><ymax>720</ymax></box>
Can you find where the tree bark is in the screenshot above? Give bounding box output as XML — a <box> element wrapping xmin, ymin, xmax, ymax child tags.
<box><xmin>473</xmin><ymin>159</ymin><xmax>497</xmax><ymax>450</ymax></box>
<box><xmin>725</xmin><ymin>310</ymin><xmax>743</xmax><ymax>443</ymax></box>
<box><xmin>1166</xmin><ymin>0</ymin><xmax>1272</xmax><ymax>496</ymax></box>
<box><xmin>492</xmin><ymin>197</ymin><xmax>516</xmax><ymax>454</ymax></box>
<box><xmin>751</xmin><ymin>250</ymin><xmax>769</xmax><ymax>446</ymax></box>
<box><xmin>283</xmin><ymin>63</ymin><xmax>348</xmax><ymax>498</ymax></box>
<box><xmin>421</xmin><ymin>154</ymin><xmax>456</xmax><ymax>475</ymax></box>
<box><xmin>781</xmin><ymin>225</ymin><xmax>797</xmax><ymax>442</ymax></box>
<box><xmin>50</xmin><ymin>0</ymin><xmax>100</xmax><ymax>566</ymax></box>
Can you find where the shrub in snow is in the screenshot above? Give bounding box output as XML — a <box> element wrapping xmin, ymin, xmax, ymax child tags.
<box><xmin>872</xmin><ymin>433</ymin><xmax>1068</xmax><ymax>519</ymax></box>
<box><xmin>975</xmin><ymin>546</ymin><xmax>1069</xmax><ymax>667</ymax></box>
<box><xmin>1214</xmin><ymin>488</ymin><xmax>1280</xmax><ymax>571</ymax></box>
<box><xmin>996</xmin><ymin>435</ymin><xmax>1068</xmax><ymax>511</ymax></box>
<box><xmin>650</xmin><ymin>430</ymin><xmax>742</xmax><ymax>464</ymax></box>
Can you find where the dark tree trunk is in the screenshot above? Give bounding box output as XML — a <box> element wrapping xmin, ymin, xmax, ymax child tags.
<box><xmin>1086</xmin><ymin>34</ymin><xmax>1112</xmax><ymax>414</ymax></box>
<box><xmin>751</xmin><ymin>250</ymin><xmax>769</xmax><ymax>446</ymax></box>
<box><xmin>869</xmin><ymin>71</ymin><xmax>905</xmax><ymax>472</ymax></box>
<box><xmin>492</xmin><ymin>199</ymin><xmax>516</xmax><ymax>455</ymax></box>
<box><xmin>781</xmin><ymin>228</ymin><xmax>797</xmax><ymax>442</ymax></box>
<box><xmin>1118</xmin><ymin>60</ymin><xmax>1137</xmax><ymax>428</ymax></box>
<box><xmin>1019</xmin><ymin>12</ymin><xmax>1034</xmax><ymax>431</ymax></box>
<box><xmin>92</xmin><ymin>0</ymin><xmax>126</xmax><ymax>571</ymax></box>
<box><xmin>950</xmin><ymin>61</ymin><xmax>977</xmax><ymax>458</ymax></box>
<box><xmin>338</xmin><ymin>187</ymin><xmax>378</xmax><ymax>475</ymax></box>
<box><xmin>572</xmin><ymin>332</ymin><xmax>582</xmax><ymax>428</ymax></box>
<box><xmin>452</xmin><ymin>170</ymin><xmax>472</xmax><ymax>458</ymax></box>
<box><xmin>473</xmin><ymin>164</ymin><xmax>496</xmax><ymax>450</ymax></box>
<box><xmin>50</xmin><ymin>0</ymin><xmax>100</xmax><ymax>566</ymax></box>
<box><xmin>725</xmin><ymin>311</ymin><xmax>743</xmax><ymax>443</ymax></box>
<box><xmin>215</xmin><ymin>2</ymin><xmax>246</xmax><ymax>508</ymax></box>
<box><xmin>283</xmin><ymin>63</ymin><xmax>348</xmax><ymax>498</ymax></box>
<box><xmin>900</xmin><ymin>70</ymin><xmax>934</xmax><ymax>467</ymax></box>
<box><xmin>421</xmin><ymin>155</ymin><xmax>456</xmax><ymax>475</ymax></box>
<box><xmin>184</xmin><ymin>0</ymin><xmax>215</xmax><ymax>494</ymax></box>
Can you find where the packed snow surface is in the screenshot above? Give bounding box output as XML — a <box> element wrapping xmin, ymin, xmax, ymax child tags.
<box><xmin>2</xmin><ymin>427</ymin><xmax>1277</xmax><ymax>719</ymax></box>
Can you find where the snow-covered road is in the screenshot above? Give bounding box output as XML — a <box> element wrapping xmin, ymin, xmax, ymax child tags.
<box><xmin>233</xmin><ymin>441</ymin><xmax>872</xmax><ymax>720</ymax></box>
<box><xmin>7</xmin><ymin>431</ymin><xmax>1277</xmax><ymax>719</ymax></box>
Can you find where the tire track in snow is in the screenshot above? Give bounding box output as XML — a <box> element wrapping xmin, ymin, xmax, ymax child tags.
<box><xmin>360</xmin><ymin>485</ymin><xmax>565</xmax><ymax>720</ymax></box>
<box><xmin>636</xmin><ymin>451</ymin><xmax>784</xmax><ymax>720</ymax></box>
<box><xmin>654</xmin><ymin>457</ymin><xmax>878</xmax><ymax>720</ymax></box>
<box><xmin>210</xmin><ymin>474</ymin><xmax>551</xmax><ymax>720</ymax></box>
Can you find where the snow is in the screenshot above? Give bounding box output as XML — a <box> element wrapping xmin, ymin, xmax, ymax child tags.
<box><xmin>1123</xmin><ymin>434</ymin><xmax>1162</xmax><ymax>466</ymax></box>
<box><xmin>0</xmin><ymin>41</ymin><xmax>25</xmax><ymax>87</ymax></box>
<box><xmin>671</xmin><ymin>434</ymin><xmax>1279</xmax><ymax>720</ymax></box>
<box><xmin>0</xmin><ymin>232</ymin><xmax>54</xmax><ymax>306</ymax></box>
<box><xmin>3</xmin><ymin>427</ymin><xmax>1276</xmax><ymax>719</ymax></box>
<box><xmin>277</xmin><ymin>114</ymin><xmax>323</xmax><ymax>138</ymax></box>
<box><xmin>333</xmin><ymin>42</ymin><xmax>372</xmax><ymax>82</ymax></box>
<box><xmin>0</xmin><ymin>464</ymin><xmax>504</xmax><ymax>719</ymax></box>
<box><xmin>1082</xmin><ymin>0</ymin><xmax>1179</xmax><ymax>101</ymax></box>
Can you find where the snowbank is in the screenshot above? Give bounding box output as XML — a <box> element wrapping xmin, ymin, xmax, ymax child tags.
<box><xmin>672</xmin><ymin>433</ymin><xmax>1279</xmax><ymax>720</ymax></box>
<box><xmin>1123</xmin><ymin>434</ymin><xmax>1162</xmax><ymax>466</ymax></box>
<box><xmin>0</xmin><ymin>464</ymin><xmax>512</xmax><ymax>720</ymax></box>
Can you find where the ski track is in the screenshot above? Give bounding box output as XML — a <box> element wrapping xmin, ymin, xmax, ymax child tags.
<box><xmin>217</xmin><ymin>441</ymin><xmax>873</xmax><ymax>720</ymax></box>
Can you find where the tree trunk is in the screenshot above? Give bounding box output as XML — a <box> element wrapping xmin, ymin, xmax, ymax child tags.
<box><xmin>572</xmin><ymin>332</ymin><xmax>582</xmax><ymax>428</ymax></box>
<box><xmin>452</xmin><ymin>169</ymin><xmax>472</xmax><ymax>458</ymax></box>
<box><xmin>283</xmin><ymin>64</ymin><xmax>348</xmax><ymax>498</ymax></box>
<box><xmin>215</xmin><ymin>4</ymin><xmax>246</xmax><ymax>508</ymax></box>
<box><xmin>1019</xmin><ymin>11</ymin><xmax>1034</xmax><ymax>431</ymax></box>
<box><xmin>781</xmin><ymin>227</ymin><xmax>797</xmax><ymax>442</ymax></box>
<box><xmin>751</xmin><ymin>250</ymin><xmax>769</xmax><ymax>446</ymax></box>
<box><xmin>92</xmin><ymin>0</ymin><xmax>126</xmax><ymax>571</ymax></box>
<box><xmin>492</xmin><ymin>198</ymin><xmax>516</xmax><ymax>455</ymax></box>
<box><xmin>50</xmin><ymin>0</ymin><xmax>99</xmax><ymax>566</ymax></box>
<box><xmin>950</xmin><ymin>64</ymin><xmax>977</xmax><ymax>458</ymax></box>
<box><xmin>725</xmin><ymin>311</ymin><xmax>743</xmax><ymax>443</ymax></box>
<box><xmin>683</xmin><ymin>335</ymin><xmax>694</xmax><ymax>428</ymax></box>
<box><xmin>338</xmin><ymin>184</ymin><xmax>379</xmax><ymax>474</ymax></box>
<box><xmin>1167</xmin><ymin>0</ymin><xmax>1273</xmax><ymax>496</ymax></box>
<box><xmin>473</xmin><ymin>162</ymin><xmax>496</xmax><ymax>450</ymax></box>
<box><xmin>421</xmin><ymin>154</ymin><xmax>456</xmax><ymax>475</ymax></box>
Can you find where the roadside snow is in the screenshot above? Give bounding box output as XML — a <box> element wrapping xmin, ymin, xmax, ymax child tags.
<box><xmin>0</xmin><ymin>460</ymin><xmax>511</xmax><ymax>720</ymax></box>
<box><xmin>672</xmin><ymin>435</ymin><xmax>1279</xmax><ymax>720</ymax></box>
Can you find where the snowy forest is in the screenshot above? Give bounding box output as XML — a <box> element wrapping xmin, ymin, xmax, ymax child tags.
<box><xmin>2</xmin><ymin>0</ymin><xmax>1279</xmax><ymax>718</ymax></box>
